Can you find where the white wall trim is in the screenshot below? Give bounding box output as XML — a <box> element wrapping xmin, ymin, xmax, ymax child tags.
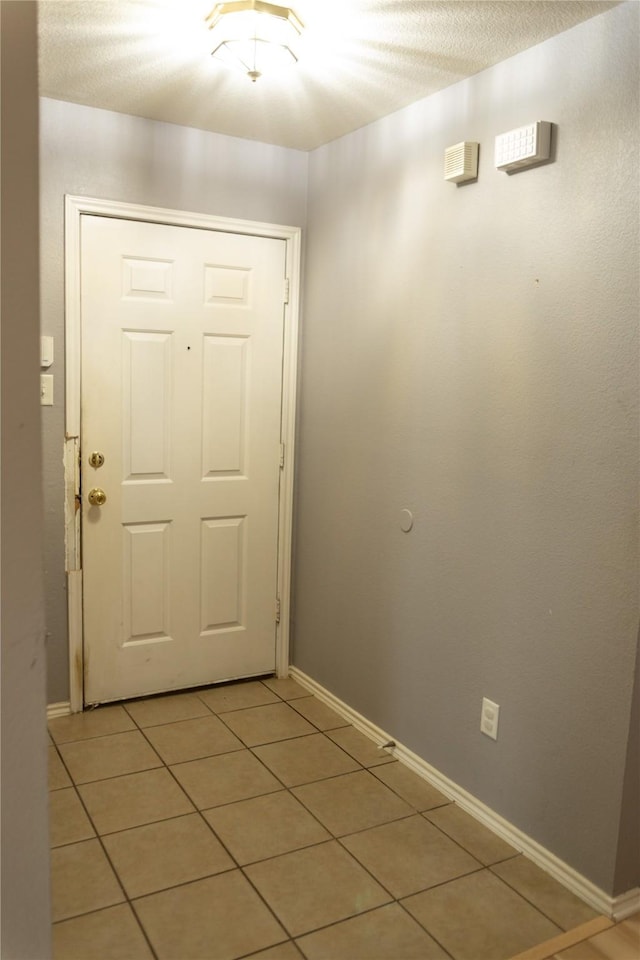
<box><xmin>67</xmin><ymin>570</ymin><xmax>83</xmax><ymax>713</ymax></box>
<box><xmin>65</xmin><ymin>195</ymin><xmax>301</xmax><ymax>709</ymax></box>
<box><xmin>289</xmin><ymin>666</ymin><xmax>634</xmax><ymax>920</ymax></box>
<box><xmin>611</xmin><ymin>887</ymin><xmax>640</xmax><ymax>922</ymax></box>
<box><xmin>47</xmin><ymin>702</ymin><xmax>71</xmax><ymax>721</ymax></box>
<box><xmin>64</xmin><ymin>437</ymin><xmax>80</xmax><ymax>573</ymax></box>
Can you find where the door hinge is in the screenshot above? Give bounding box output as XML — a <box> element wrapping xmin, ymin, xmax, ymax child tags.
<box><xmin>279</xmin><ymin>442</ymin><xmax>285</xmax><ymax>469</ymax></box>
<box><xmin>283</xmin><ymin>278</ymin><xmax>290</xmax><ymax>304</ymax></box>
<box><xmin>275</xmin><ymin>597</ymin><xmax>281</xmax><ymax>624</ymax></box>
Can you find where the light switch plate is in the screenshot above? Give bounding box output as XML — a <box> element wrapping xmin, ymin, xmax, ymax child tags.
<box><xmin>40</xmin><ymin>374</ymin><xmax>53</xmax><ymax>406</ymax></box>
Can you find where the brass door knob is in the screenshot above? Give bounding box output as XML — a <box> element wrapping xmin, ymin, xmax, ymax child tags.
<box><xmin>88</xmin><ymin>487</ymin><xmax>107</xmax><ymax>506</ymax></box>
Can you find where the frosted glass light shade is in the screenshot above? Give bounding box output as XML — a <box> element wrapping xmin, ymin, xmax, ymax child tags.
<box><xmin>207</xmin><ymin>1</ymin><xmax>303</xmax><ymax>82</ymax></box>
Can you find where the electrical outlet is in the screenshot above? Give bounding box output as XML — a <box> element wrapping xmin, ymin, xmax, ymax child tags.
<box><xmin>481</xmin><ymin>697</ymin><xmax>500</xmax><ymax>740</ymax></box>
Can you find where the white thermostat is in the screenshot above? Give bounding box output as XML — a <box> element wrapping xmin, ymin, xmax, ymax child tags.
<box><xmin>495</xmin><ymin>121</ymin><xmax>552</xmax><ymax>172</ymax></box>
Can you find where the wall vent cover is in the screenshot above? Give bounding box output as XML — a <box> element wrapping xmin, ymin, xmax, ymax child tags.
<box><xmin>444</xmin><ymin>141</ymin><xmax>479</xmax><ymax>183</ymax></box>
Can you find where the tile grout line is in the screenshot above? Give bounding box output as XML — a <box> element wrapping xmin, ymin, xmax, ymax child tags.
<box><xmin>130</xmin><ymin>683</ymin><xmax>422</xmax><ymax>948</ymax></box>
<box><xmin>262</xmin><ymin>706</ymin><xmax>601</xmax><ymax>951</ymax></box>
<box><xmin>395</xmin><ymin>899</ymin><xmax>457</xmax><ymax>960</ymax></box>
<box><xmin>244</xmin><ymin>694</ymin><xmax>592</xmax><ymax>952</ymax></box>
<box><xmin>51</xmin><ymin>687</ymin><xmax>463</xmax><ymax>947</ymax></box>
<box><xmin>132</xmin><ymin>682</ymin><xmax>318</xmax><ymax>949</ymax></box>
<box><xmin>55</xmin><ymin>692</ymin><xmax>287</xmax><ymax>956</ymax></box>
<box><xmin>246</xmin><ymin>714</ymin><xmax>461</xmax><ymax>947</ymax></box>
<box><xmin>51</xmin><ymin>688</ymin><xmax>313</xmax><ymax>952</ymax></box>
<box><xmin>487</xmin><ymin>869</ymin><xmax>569</xmax><ymax>938</ymax></box>
<box><xmin>218</xmin><ymin>690</ymin><xmax>360</xmax><ymax>949</ymax></box>
<box><xmin>50</xmin><ymin>681</ymin><xmax>595</xmax><ymax>959</ymax></box>
<box><xmin>294</xmin><ymin>899</ymin><xmax>459</xmax><ymax>960</ymax></box>
<box><xmin>51</xmin><ymin>772</ymin><xmax>160</xmax><ymax>960</ymax></box>
<box><xmin>51</xmin><ymin>696</ymin><xmax>218</xmax><ymax>958</ymax></box>
<box><xmin>242</xmin><ymin>724</ymin><xmax>470</xmax><ymax>957</ymax></box>
<box><xmin>56</xmin><ymin>726</ymin><xmax>589</xmax><ymax>955</ymax></box>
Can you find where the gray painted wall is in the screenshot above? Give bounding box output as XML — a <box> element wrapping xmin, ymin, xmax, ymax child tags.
<box><xmin>293</xmin><ymin>2</ymin><xmax>639</xmax><ymax>895</ymax></box>
<box><xmin>40</xmin><ymin>100</ymin><xmax>308</xmax><ymax>703</ymax></box>
<box><xmin>39</xmin><ymin>4</ymin><xmax>638</xmax><ymax>899</ymax></box>
<box><xmin>1</xmin><ymin>2</ymin><xmax>51</xmax><ymax>956</ymax></box>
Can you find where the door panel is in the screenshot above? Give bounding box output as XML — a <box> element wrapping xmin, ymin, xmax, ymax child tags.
<box><xmin>202</xmin><ymin>335</ymin><xmax>249</xmax><ymax>475</ymax></box>
<box><xmin>81</xmin><ymin>215</ymin><xmax>286</xmax><ymax>704</ymax></box>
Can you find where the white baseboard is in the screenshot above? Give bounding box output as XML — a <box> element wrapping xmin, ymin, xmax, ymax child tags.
<box><xmin>47</xmin><ymin>701</ymin><xmax>71</xmax><ymax>720</ymax></box>
<box><xmin>289</xmin><ymin>666</ymin><xmax>634</xmax><ymax>921</ymax></box>
<box><xmin>611</xmin><ymin>886</ymin><xmax>640</xmax><ymax>921</ymax></box>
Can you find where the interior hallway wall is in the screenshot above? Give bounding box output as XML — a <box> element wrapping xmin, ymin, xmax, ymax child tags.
<box><xmin>1</xmin><ymin>2</ymin><xmax>51</xmax><ymax>956</ymax></box>
<box><xmin>39</xmin><ymin>98</ymin><xmax>308</xmax><ymax>704</ymax></box>
<box><xmin>294</xmin><ymin>2</ymin><xmax>639</xmax><ymax>895</ymax></box>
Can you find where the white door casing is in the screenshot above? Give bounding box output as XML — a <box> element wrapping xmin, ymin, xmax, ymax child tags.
<box><xmin>64</xmin><ymin>198</ymin><xmax>300</xmax><ymax>710</ymax></box>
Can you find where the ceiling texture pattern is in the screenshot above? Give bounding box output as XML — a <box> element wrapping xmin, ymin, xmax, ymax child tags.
<box><xmin>38</xmin><ymin>0</ymin><xmax>619</xmax><ymax>151</ymax></box>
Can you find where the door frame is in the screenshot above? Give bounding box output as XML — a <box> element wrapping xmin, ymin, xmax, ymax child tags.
<box><xmin>64</xmin><ymin>195</ymin><xmax>302</xmax><ymax>712</ymax></box>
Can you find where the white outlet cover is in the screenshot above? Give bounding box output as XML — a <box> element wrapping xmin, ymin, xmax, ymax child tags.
<box><xmin>481</xmin><ymin>697</ymin><xmax>500</xmax><ymax>740</ymax></box>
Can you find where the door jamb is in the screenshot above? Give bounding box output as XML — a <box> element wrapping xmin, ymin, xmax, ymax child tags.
<box><xmin>64</xmin><ymin>195</ymin><xmax>302</xmax><ymax>712</ymax></box>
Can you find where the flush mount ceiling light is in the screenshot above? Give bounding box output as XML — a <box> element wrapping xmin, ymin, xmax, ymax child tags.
<box><xmin>206</xmin><ymin>1</ymin><xmax>304</xmax><ymax>83</ymax></box>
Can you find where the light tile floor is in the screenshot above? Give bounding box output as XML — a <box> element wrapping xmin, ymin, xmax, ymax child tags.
<box><xmin>49</xmin><ymin>677</ymin><xmax>606</xmax><ymax>960</ymax></box>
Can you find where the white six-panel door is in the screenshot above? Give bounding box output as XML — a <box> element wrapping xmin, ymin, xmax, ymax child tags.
<box><xmin>81</xmin><ymin>215</ymin><xmax>286</xmax><ymax>704</ymax></box>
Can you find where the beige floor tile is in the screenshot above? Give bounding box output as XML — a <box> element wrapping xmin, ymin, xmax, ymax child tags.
<box><xmin>327</xmin><ymin>726</ymin><xmax>396</xmax><ymax>767</ymax></box>
<box><xmin>246</xmin><ymin>942</ymin><xmax>303</xmax><ymax>959</ymax></box>
<box><xmin>53</xmin><ymin>903</ymin><xmax>154</xmax><ymax>960</ymax></box>
<box><xmin>253</xmin><ymin>732</ymin><xmax>360</xmax><ymax>787</ymax></box>
<box><xmin>79</xmin><ymin>767</ymin><xmax>194</xmax><ymax>834</ymax></box>
<box><xmin>296</xmin><ymin>902</ymin><xmax>450</xmax><ymax>960</ymax></box>
<box><xmin>491</xmin><ymin>856</ymin><xmax>599</xmax><ymax>931</ymax></box>
<box><xmin>371</xmin><ymin>761</ymin><xmax>450</xmax><ymax>810</ymax></box>
<box><xmin>171</xmin><ymin>749</ymin><xmax>282</xmax><ymax>809</ymax></box>
<box><xmin>262</xmin><ymin>677</ymin><xmax>309</xmax><ymax>700</ymax></box>
<box><xmin>555</xmin><ymin>914</ymin><xmax>640</xmax><ymax>960</ymax></box>
<box><xmin>292</xmin><ymin>769</ymin><xmax>413</xmax><ymax>836</ymax></box>
<box><xmin>425</xmin><ymin>804</ymin><xmax>518</xmax><ymax>865</ymax></box>
<box><xmin>143</xmin><ymin>714</ymin><xmax>243</xmax><ymax>764</ymax></box>
<box><xmin>58</xmin><ymin>730</ymin><xmax>162</xmax><ymax>784</ymax></box>
<box><xmin>123</xmin><ymin>692</ymin><xmax>211</xmax><ymax>727</ymax></box>
<box><xmin>102</xmin><ymin>812</ymin><xmax>234</xmax><ymax>898</ymax></box>
<box><xmin>220</xmin><ymin>702</ymin><xmax>316</xmax><ymax>746</ymax></box>
<box><xmin>133</xmin><ymin>871</ymin><xmax>287</xmax><ymax>959</ymax></box>
<box><xmin>509</xmin><ymin>917</ymin><xmax>614</xmax><ymax>960</ymax></box>
<box><xmin>49</xmin><ymin>744</ymin><xmax>72</xmax><ymax>790</ymax></box>
<box><xmin>198</xmin><ymin>679</ymin><xmax>279</xmax><ymax>713</ymax></box>
<box><xmin>403</xmin><ymin>871</ymin><xmax>561</xmax><ymax>960</ymax></box>
<box><xmin>342</xmin><ymin>814</ymin><xmax>481</xmax><ymax>898</ymax></box>
<box><xmin>49</xmin><ymin>787</ymin><xmax>95</xmax><ymax>847</ymax></box>
<box><xmin>49</xmin><ymin>705</ymin><xmax>136</xmax><ymax>744</ymax></box>
<box><xmin>289</xmin><ymin>695</ymin><xmax>350</xmax><ymax>731</ymax></box>
<box><xmin>51</xmin><ymin>838</ymin><xmax>125</xmax><ymax>922</ymax></box>
<box><xmin>203</xmin><ymin>790</ymin><xmax>331</xmax><ymax>864</ymax></box>
<box><xmin>245</xmin><ymin>840</ymin><xmax>391</xmax><ymax>938</ymax></box>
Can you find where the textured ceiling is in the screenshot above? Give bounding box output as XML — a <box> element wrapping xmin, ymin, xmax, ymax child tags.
<box><xmin>38</xmin><ymin>0</ymin><xmax>619</xmax><ymax>151</ymax></box>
